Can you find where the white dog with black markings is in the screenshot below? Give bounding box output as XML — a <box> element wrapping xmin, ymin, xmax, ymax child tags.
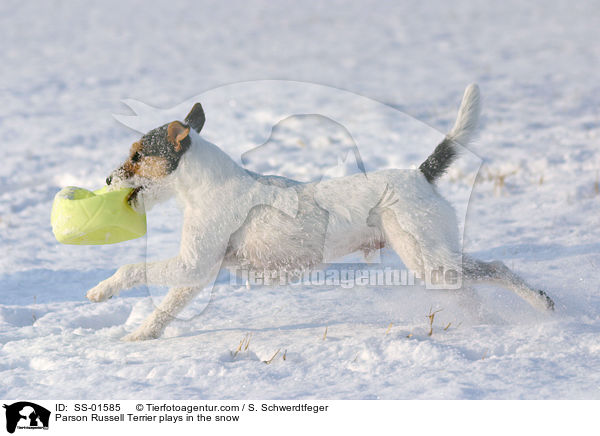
<box><xmin>87</xmin><ymin>84</ymin><xmax>554</xmax><ymax>341</ymax></box>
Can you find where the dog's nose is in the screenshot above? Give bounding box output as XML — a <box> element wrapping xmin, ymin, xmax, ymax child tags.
<box><xmin>106</xmin><ymin>175</ymin><xmax>112</xmax><ymax>185</ymax></box>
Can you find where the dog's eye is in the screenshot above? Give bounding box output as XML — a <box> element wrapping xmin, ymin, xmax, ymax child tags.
<box><xmin>131</xmin><ymin>152</ymin><xmax>141</xmax><ymax>163</ymax></box>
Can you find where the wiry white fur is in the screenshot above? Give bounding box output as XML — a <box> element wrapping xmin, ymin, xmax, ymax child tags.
<box><xmin>447</xmin><ymin>83</ymin><xmax>480</xmax><ymax>147</ymax></box>
<box><xmin>87</xmin><ymin>84</ymin><xmax>553</xmax><ymax>341</ymax></box>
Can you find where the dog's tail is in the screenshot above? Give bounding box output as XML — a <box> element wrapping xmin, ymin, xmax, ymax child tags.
<box><xmin>419</xmin><ymin>84</ymin><xmax>480</xmax><ymax>184</ymax></box>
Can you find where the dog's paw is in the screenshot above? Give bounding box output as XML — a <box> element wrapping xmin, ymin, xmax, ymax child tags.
<box><xmin>86</xmin><ymin>280</ymin><xmax>120</xmax><ymax>302</ymax></box>
<box><xmin>538</xmin><ymin>289</ymin><xmax>555</xmax><ymax>311</ymax></box>
<box><xmin>122</xmin><ymin>328</ymin><xmax>160</xmax><ymax>342</ymax></box>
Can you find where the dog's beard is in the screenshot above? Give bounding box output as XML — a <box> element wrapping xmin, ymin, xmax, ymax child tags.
<box><xmin>107</xmin><ymin>173</ymin><xmax>175</xmax><ymax>213</ymax></box>
<box><xmin>126</xmin><ymin>186</ymin><xmax>145</xmax><ymax>213</ymax></box>
<box><xmin>129</xmin><ymin>179</ymin><xmax>175</xmax><ymax>213</ymax></box>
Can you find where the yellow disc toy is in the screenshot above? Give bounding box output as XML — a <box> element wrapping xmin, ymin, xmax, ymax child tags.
<box><xmin>51</xmin><ymin>186</ymin><xmax>147</xmax><ymax>245</ymax></box>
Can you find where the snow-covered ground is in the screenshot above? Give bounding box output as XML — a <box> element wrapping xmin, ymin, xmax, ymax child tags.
<box><xmin>1</xmin><ymin>0</ymin><xmax>599</xmax><ymax>399</ymax></box>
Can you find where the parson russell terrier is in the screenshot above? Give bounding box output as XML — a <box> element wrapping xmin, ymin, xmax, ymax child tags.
<box><xmin>87</xmin><ymin>84</ymin><xmax>554</xmax><ymax>341</ymax></box>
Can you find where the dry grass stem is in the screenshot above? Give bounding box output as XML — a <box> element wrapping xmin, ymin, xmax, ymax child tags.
<box><xmin>426</xmin><ymin>307</ymin><xmax>443</xmax><ymax>337</ymax></box>
<box><xmin>263</xmin><ymin>349</ymin><xmax>281</xmax><ymax>365</ymax></box>
<box><xmin>385</xmin><ymin>322</ymin><xmax>393</xmax><ymax>335</ymax></box>
<box><xmin>231</xmin><ymin>333</ymin><xmax>251</xmax><ymax>360</ymax></box>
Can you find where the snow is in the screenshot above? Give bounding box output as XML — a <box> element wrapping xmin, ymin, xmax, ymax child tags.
<box><xmin>1</xmin><ymin>0</ymin><xmax>599</xmax><ymax>399</ymax></box>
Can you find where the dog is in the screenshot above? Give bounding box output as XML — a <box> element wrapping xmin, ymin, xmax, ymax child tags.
<box><xmin>87</xmin><ymin>84</ymin><xmax>554</xmax><ymax>341</ymax></box>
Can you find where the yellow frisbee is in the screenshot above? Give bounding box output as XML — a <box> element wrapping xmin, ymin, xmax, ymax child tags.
<box><xmin>51</xmin><ymin>186</ymin><xmax>147</xmax><ymax>245</ymax></box>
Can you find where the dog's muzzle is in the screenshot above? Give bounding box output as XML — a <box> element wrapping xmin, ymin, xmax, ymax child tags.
<box><xmin>105</xmin><ymin>171</ymin><xmax>142</xmax><ymax>206</ymax></box>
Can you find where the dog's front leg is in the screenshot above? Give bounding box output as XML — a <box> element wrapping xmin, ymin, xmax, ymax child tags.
<box><xmin>121</xmin><ymin>256</ymin><xmax>223</xmax><ymax>341</ymax></box>
<box><xmin>86</xmin><ymin>253</ymin><xmax>214</xmax><ymax>302</ymax></box>
<box><xmin>88</xmin><ymin>203</ymin><xmax>245</xmax><ymax>340</ymax></box>
<box><xmin>86</xmin><ymin>262</ymin><xmax>148</xmax><ymax>302</ymax></box>
<box><xmin>121</xmin><ymin>285</ymin><xmax>202</xmax><ymax>341</ymax></box>
<box><xmin>87</xmin><ymin>257</ymin><xmax>221</xmax><ymax>341</ymax></box>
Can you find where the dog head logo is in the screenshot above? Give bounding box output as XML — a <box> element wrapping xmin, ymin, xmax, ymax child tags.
<box><xmin>3</xmin><ymin>402</ymin><xmax>50</xmax><ymax>433</ymax></box>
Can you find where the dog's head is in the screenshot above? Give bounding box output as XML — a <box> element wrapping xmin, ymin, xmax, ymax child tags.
<box><xmin>106</xmin><ymin>103</ymin><xmax>205</xmax><ymax>210</ymax></box>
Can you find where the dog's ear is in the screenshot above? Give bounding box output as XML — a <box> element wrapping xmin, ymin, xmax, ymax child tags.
<box><xmin>185</xmin><ymin>103</ymin><xmax>205</xmax><ymax>133</ymax></box>
<box><xmin>167</xmin><ymin>121</ymin><xmax>191</xmax><ymax>152</ymax></box>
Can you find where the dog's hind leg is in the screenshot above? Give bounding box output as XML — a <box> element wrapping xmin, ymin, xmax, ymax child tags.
<box><xmin>375</xmin><ymin>209</ymin><xmax>426</xmax><ymax>279</ymax></box>
<box><xmin>370</xmin><ymin>205</ymin><xmax>461</xmax><ymax>287</ymax></box>
<box><xmin>122</xmin><ymin>286</ymin><xmax>203</xmax><ymax>341</ymax></box>
<box><xmin>374</xmin><ymin>207</ymin><xmax>554</xmax><ymax>312</ymax></box>
<box><xmin>367</xmin><ymin>185</ymin><xmax>463</xmax><ymax>287</ymax></box>
<box><xmin>463</xmin><ymin>255</ymin><xmax>554</xmax><ymax>312</ymax></box>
